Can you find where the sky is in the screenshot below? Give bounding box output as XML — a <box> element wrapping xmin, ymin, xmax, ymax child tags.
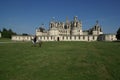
<box><xmin>0</xmin><ymin>0</ymin><xmax>120</xmax><ymax>35</ymax></box>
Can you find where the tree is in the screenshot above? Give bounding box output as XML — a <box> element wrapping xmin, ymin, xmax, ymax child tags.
<box><xmin>116</xmin><ymin>27</ymin><xmax>120</xmax><ymax>40</ymax></box>
<box><xmin>1</xmin><ymin>28</ymin><xmax>17</xmax><ymax>38</ymax></box>
<box><xmin>22</xmin><ymin>33</ymin><xmax>29</xmax><ymax>36</ymax></box>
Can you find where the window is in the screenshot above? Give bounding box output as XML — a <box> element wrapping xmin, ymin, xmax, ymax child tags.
<box><xmin>70</xmin><ymin>36</ymin><xmax>71</xmax><ymax>40</ymax></box>
<box><xmin>75</xmin><ymin>36</ymin><xmax>76</xmax><ymax>40</ymax></box>
<box><xmin>93</xmin><ymin>36</ymin><xmax>95</xmax><ymax>40</ymax></box>
<box><xmin>79</xmin><ymin>36</ymin><xmax>80</xmax><ymax>39</ymax></box>
<box><xmin>66</xmin><ymin>36</ymin><xmax>68</xmax><ymax>39</ymax></box>
<box><xmin>83</xmin><ymin>36</ymin><xmax>85</xmax><ymax>40</ymax></box>
<box><xmin>47</xmin><ymin>36</ymin><xmax>49</xmax><ymax>39</ymax></box>
<box><xmin>63</xmin><ymin>36</ymin><xmax>64</xmax><ymax>40</ymax></box>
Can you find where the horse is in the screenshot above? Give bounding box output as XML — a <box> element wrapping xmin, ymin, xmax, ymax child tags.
<box><xmin>31</xmin><ymin>39</ymin><xmax>42</xmax><ymax>47</ymax></box>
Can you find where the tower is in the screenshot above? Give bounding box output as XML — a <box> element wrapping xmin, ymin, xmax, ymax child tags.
<box><xmin>49</xmin><ymin>17</ymin><xmax>59</xmax><ymax>36</ymax></box>
<box><xmin>71</xmin><ymin>16</ymin><xmax>83</xmax><ymax>35</ymax></box>
<box><xmin>65</xmin><ymin>16</ymin><xmax>71</xmax><ymax>35</ymax></box>
<box><xmin>92</xmin><ymin>20</ymin><xmax>103</xmax><ymax>35</ymax></box>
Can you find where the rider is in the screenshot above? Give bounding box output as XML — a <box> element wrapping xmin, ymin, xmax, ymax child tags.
<box><xmin>33</xmin><ymin>35</ymin><xmax>37</xmax><ymax>45</ymax></box>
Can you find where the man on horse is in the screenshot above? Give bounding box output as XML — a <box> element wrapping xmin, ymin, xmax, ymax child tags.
<box><xmin>33</xmin><ymin>35</ymin><xmax>37</xmax><ymax>44</ymax></box>
<box><xmin>32</xmin><ymin>35</ymin><xmax>42</xmax><ymax>47</ymax></box>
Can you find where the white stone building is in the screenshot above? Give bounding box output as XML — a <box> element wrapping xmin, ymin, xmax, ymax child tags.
<box><xmin>12</xmin><ymin>35</ymin><xmax>33</xmax><ymax>41</ymax></box>
<box><xmin>35</xmin><ymin>16</ymin><xmax>103</xmax><ymax>41</ymax></box>
<box><xmin>0</xmin><ymin>33</ymin><xmax>1</xmax><ymax>38</ymax></box>
<box><xmin>97</xmin><ymin>34</ymin><xmax>117</xmax><ymax>41</ymax></box>
<box><xmin>11</xmin><ymin>16</ymin><xmax>117</xmax><ymax>41</ymax></box>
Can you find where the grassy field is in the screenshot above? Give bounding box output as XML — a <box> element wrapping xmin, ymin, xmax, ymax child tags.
<box><xmin>0</xmin><ymin>40</ymin><xmax>120</xmax><ymax>80</ymax></box>
<box><xmin>0</xmin><ymin>38</ymin><xmax>12</xmax><ymax>42</ymax></box>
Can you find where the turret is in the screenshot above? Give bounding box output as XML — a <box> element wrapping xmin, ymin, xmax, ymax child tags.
<box><xmin>49</xmin><ymin>17</ymin><xmax>59</xmax><ymax>36</ymax></box>
<box><xmin>65</xmin><ymin>16</ymin><xmax>71</xmax><ymax>29</ymax></box>
<box><xmin>71</xmin><ymin>16</ymin><xmax>83</xmax><ymax>35</ymax></box>
<box><xmin>91</xmin><ymin>21</ymin><xmax>103</xmax><ymax>35</ymax></box>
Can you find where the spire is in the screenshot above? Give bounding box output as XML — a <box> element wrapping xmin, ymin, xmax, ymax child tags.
<box><xmin>66</xmin><ymin>16</ymin><xmax>69</xmax><ymax>23</ymax></box>
<box><xmin>41</xmin><ymin>23</ymin><xmax>44</xmax><ymax>27</ymax></box>
<box><xmin>96</xmin><ymin>20</ymin><xmax>99</xmax><ymax>25</ymax></box>
<box><xmin>79</xmin><ymin>20</ymin><xmax>82</xmax><ymax>24</ymax></box>
<box><xmin>51</xmin><ymin>17</ymin><xmax>55</xmax><ymax>22</ymax></box>
<box><xmin>74</xmin><ymin>16</ymin><xmax>78</xmax><ymax>22</ymax></box>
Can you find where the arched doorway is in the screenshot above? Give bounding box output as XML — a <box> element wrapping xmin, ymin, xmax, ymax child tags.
<box><xmin>57</xmin><ymin>37</ymin><xmax>60</xmax><ymax>41</ymax></box>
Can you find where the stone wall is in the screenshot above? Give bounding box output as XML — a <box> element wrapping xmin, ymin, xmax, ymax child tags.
<box><xmin>11</xmin><ymin>35</ymin><xmax>99</xmax><ymax>42</ymax></box>
<box><xmin>0</xmin><ymin>33</ymin><xmax>1</xmax><ymax>38</ymax></box>
<box><xmin>97</xmin><ymin>34</ymin><xmax>117</xmax><ymax>41</ymax></box>
<box><xmin>104</xmin><ymin>34</ymin><xmax>117</xmax><ymax>41</ymax></box>
<box><xmin>12</xmin><ymin>35</ymin><xmax>33</xmax><ymax>41</ymax></box>
<box><xmin>12</xmin><ymin>34</ymin><xmax>117</xmax><ymax>42</ymax></box>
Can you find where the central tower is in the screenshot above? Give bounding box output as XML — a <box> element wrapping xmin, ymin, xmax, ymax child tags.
<box><xmin>71</xmin><ymin>16</ymin><xmax>83</xmax><ymax>35</ymax></box>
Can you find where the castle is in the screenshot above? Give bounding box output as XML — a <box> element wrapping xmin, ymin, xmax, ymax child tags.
<box><xmin>12</xmin><ymin>16</ymin><xmax>117</xmax><ymax>41</ymax></box>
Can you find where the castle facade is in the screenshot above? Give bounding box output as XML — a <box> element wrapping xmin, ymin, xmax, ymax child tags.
<box><xmin>11</xmin><ymin>16</ymin><xmax>117</xmax><ymax>41</ymax></box>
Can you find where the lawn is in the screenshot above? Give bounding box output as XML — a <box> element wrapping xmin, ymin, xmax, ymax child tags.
<box><xmin>0</xmin><ymin>38</ymin><xmax>12</xmax><ymax>42</ymax></box>
<box><xmin>0</xmin><ymin>41</ymin><xmax>120</xmax><ymax>80</ymax></box>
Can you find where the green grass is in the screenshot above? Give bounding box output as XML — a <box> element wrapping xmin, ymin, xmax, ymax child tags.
<box><xmin>0</xmin><ymin>38</ymin><xmax>12</xmax><ymax>42</ymax></box>
<box><xmin>0</xmin><ymin>41</ymin><xmax>120</xmax><ymax>80</ymax></box>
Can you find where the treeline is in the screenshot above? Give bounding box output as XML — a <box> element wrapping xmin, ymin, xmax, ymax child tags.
<box><xmin>0</xmin><ymin>28</ymin><xmax>17</xmax><ymax>38</ymax></box>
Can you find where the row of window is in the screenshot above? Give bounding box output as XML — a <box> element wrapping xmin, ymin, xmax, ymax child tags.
<box><xmin>38</xmin><ymin>36</ymin><xmax>97</xmax><ymax>40</ymax></box>
<box><xmin>15</xmin><ymin>36</ymin><xmax>31</xmax><ymax>40</ymax></box>
<box><xmin>13</xmin><ymin>35</ymin><xmax>97</xmax><ymax>41</ymax></box>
